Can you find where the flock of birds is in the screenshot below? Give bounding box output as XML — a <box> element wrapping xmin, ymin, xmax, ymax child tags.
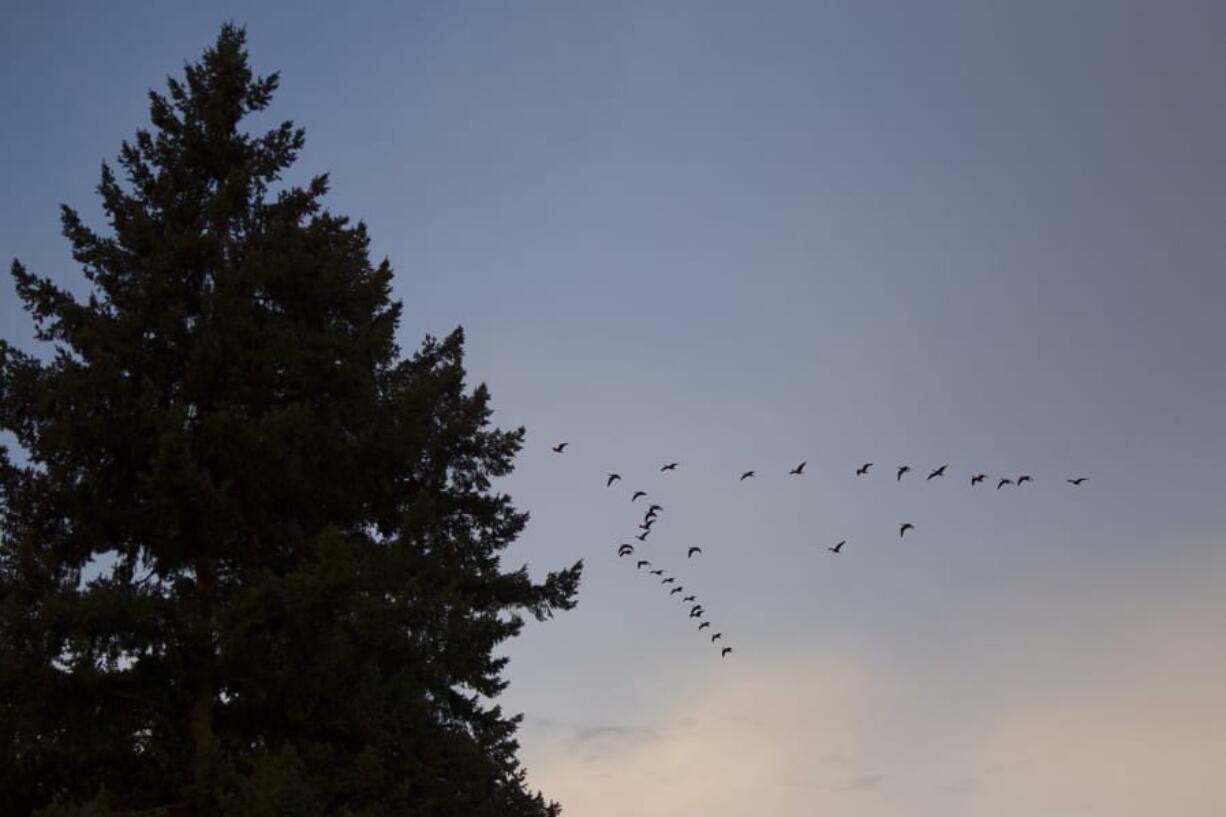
<box><xmin>548</xmin><ymin>442</ymin><xmax>1088</xmax><ymax>660</ymax></box>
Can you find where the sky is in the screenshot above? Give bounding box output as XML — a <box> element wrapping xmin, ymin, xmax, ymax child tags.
<box><xmin>3</xmin><ymin>1</ymin><xmax>1225</xmax><ymax>814</ymax></box>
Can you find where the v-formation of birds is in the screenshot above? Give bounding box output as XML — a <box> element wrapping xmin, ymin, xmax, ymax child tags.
<box><xmin>560</xmin><ymin>446</ymin><xmax>1086</xmax><ymax>659</ymax></box>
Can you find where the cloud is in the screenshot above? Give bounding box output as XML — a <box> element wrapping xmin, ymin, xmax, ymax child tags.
<box><xmin>519</xmin><ymin>572</ymin><xmax>1226</xmax><ymax>817</ymax></box>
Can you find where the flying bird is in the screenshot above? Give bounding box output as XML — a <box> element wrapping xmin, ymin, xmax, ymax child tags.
<box><xmin>856</xmin><ymin>463</ymin><xmax>873</xmax><ymax>476</ymax></box>
<box><xmin>649</xmin><ymin>569</ymin><xmax>664</xmax><ymax>576</ymax></box>
<box><xmin>636</xmin><ymin>560</ymin><xmax>650</xmax><ymax>569</ymax></box>
<box><xmin>687</xmin><ymin>547</ymin><xmax>703</xmax><ymax>558</ymax></box>
<box><xmin>683</xmin><ymin>595</ymin><xmax>696</xmax><ymax>602</ymax></box>
<box><xmin>897</xmin><ymin>465</ymin><xmax>911</xmax><ymax>481</ymax></box>
<box><xmin>721</xmin><ymin>647</ymin><xmax>733</xmax><ymax>658</ymax></box>
<box><xmin>606</xmin><ymin>473</ymin><xmax>621</xmax><ymax>486</ymax></box>
<box><xmin>661</xmin><ymin>577</ymin><xmax>676</xmax><ymax>585</ymax></box>
<box><xmin>617</xmin><ymin>544</ymin><xmax>634</xmax><ymax>556</ymax></box>
<box><xmin>647</xmin><ymin>504</ymin><xmax>663</xmax><ymax>514</ymax></box>
<box><xmin>740</xmin><ymin>470</ymin><xmax>755</xmax><ymax>481</ymax></box>
<box><xmin>1067</xmin><ymin>477</ymin><xmax>1087</xmax><ymax>485</ymax></box>
<box><xmin>710</xmin><ymin>632</ymin><xmax>723</xmax><ymax>643</ymax></box>
<box><xmin>551</xmin><ymin>443</ymin><xmax>568</xmax><ymax>453</ymax></box>
<box><xmin>899</xmin><ymin>523</ymin><xmax>915</xmax><ymax>538</ymax></box>
<box><xmin>1017</xmin><ymin>475</ymin><xmax>1033</xmax><ymax>485</ymax></box>
<box><xmin>639</xmin><ymin>520</ymin><xmax>655</xmax><ymax>531</ymax></box>
<box><xmin>828</xmin><ymin>540</ymin><xmax>845</xmax><ymax>554</ymax></box>
<box><xmin>689</xmin><ymin>608</ymin><xmax>705</xmax><ymax>619</ymax></box>
<box><xmin>631</xmin><ymin>491</ymin><xmax>647</xmax><ymax>502</ymax></box>
<box><xmin>661</xmin><ymin>462</ymin><xmax>679</xmax><ymax>472</ymax></box>
<box><xmin>971</xmin><ymin>473</ymin><xmax>987</xmax><ymax>485</ymax></box>
<box><xmin>789</xmin><ymin>461</ymin><xmax>807</xmax><ymax>475</ymax></box>
<box><xmin>997</xmin><ymin>478</ymin><xmax>1013</xmax><ymax>490</ymax></box>
<box><xmin>670</xmin><ymin>586</ymin><xmax>684</xmax><ymax>596</ymax></box>
<box><xmin>927</xmin><ymin>465</ymin><xmax>948</xmax><ymax>480</ymax></box>
<box><xmin>636</xmin><ymin>531</ymin><xmax>651</xmax><ymax>542</ymax></box>
<box><xmin>698</xmin><ymin>621</ymin><xmax>711</xmax><ymax>631</ymax></box>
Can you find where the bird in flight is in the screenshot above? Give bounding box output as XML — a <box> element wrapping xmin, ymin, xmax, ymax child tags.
<box><xmin>689</xmin><ymin>607</ymin><xmax>705</xmax><ymax>619</ymax></box>
<box><xmin>789</xmin><ymin>461</ymin><xmax>807</xmax><ymax>475</ymax></box>
<box><xmin>670</xmin><ymin>586</ymin><xmax>684</xmax><ymax>596</ymax></box>
<box><xmin>551</xmin><ymin>443</ymin><xmax>568</xmax><ymax>453</ymax></box>
<box><xmin>647</xmin><ymin>504</ymin><xmax>663</xmax><ymax>514</ymax></box>
<box><xmin>740</xmin><ymin>470</ymin><xmax>755</xmax><ymax>481</ymax></box>
<box><xmin>971</xmin><ymin>473</ymin><xmax>987</xmax><ymax>485</ymax></box>
<box><xmin>606</xmin><ymin>473</ymin><xmax>621</xmax><ymax>487</ymax></box>
<box><xmin>631</xmin><ymin>491</ymin><xmax>647</xmax><ymax>503</ymax></box>
<box><xmin>897</xmin><ymin>465</ymin><xmax>911</xmax><ymax>481</ymax></box>
<box><xmin>1067</xmin><ymin>477</ymin><xmax>1087</xmax><ymax>485</ymax></box>
<box><xmin>661</xmin><ymin>462</ymin><xmax>679</xmax><ymax>472</ymax></box>
<box><xmin>899</xmin><ymin>523</ymin><xmax>915</xmax><ymax>537</ymax></box>
<box><xmin>927</xmin><ymin>465</ymin><xmax>948</xmax><ymax>480</ymax></box>
<box><xmin>649</xmin><ymin>569</ymin><xmax>664</xmax><ymax>576</ymax></box>
<box><xmin>688</xmin><ymin>547</ymin><xmax>703</xmax><ymax>558</ymax></box>
<box><xmin>856</xmin><ymin>463</ymin><xmax>873</xmax><ymax>476</ymax></box>
<box><xmin>828</xmin><ymin>540</ymin><xmax>845</xmax><ymax>554</ymax></box>
<box><xmin>636</xmin><ymin>560</ymin><xmax>650</xmax><ymax>569</ymax></box>
<box><xmin>721</xmin><ymin>647</ymin><xmax>733</xmax><ymax>658</ymax></box>
<box><xmin>617</xmin><ymin>544</ymin><xmax>634</xmax><ymax>557</ymax></box>
<box><xmin>710</xmin><ymin>632</ymin><xmax>723</xmax><ymax>643</ymax></box>
<box><xmin>1017</xmin><ymin>475</ymin><xmax>1033</xmax><ymax>485</ymax></box>
<box><xmin>997</xmin><ymin>478</ymin><xmax>1013</xmax><ymax>490</ymax></box>
<box><xmin>698</xmin><ymin>621</ymin><xmax>711</xmax><ymax>631</ymax></box>
<box><xmin>661</xmin><ymin>577</ymin><xmax>676</xmax><ymax>585</ymax></box>
<box><xmin>635</xmin><ymin>531</ymin><xmax>651</xmax><ymax>542</ymax></box>
<box><xmin>683</xmin><ymin>595</ymin><xmax>696</xmax><ymax>602</ymax></box>
<box><xmin>639</xmin><ymin>519</ymin><xmax>655</xmax><ymax>531</ymax></box>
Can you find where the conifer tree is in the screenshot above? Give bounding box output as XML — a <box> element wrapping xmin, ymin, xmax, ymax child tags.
<box><xmin>0</xmin><ymin>24</ymin><xmax>580</xmax><ymax>817</ymax></box>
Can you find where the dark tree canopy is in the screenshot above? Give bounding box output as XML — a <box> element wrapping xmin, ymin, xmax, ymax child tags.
<box><xmin>0</xmin><ymin>24</ymin><xmax>580</xmax><ymax>817</ymax></box>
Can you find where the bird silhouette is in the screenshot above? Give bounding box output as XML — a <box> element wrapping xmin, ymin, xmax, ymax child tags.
<box><xmin>617</xmin><ymin>544</ymin><xmax>634</xmax><ymax>556</ymax></box>
<box><xmin>899</xmin><ymin>523</ymin><xmax>915</xmax><ymax>537</ymax></box>
<box><xmin>683</xmin><ymin>595</ymin><xmax>696</xmax><ymax>602</ymax></box>
<box><xmin>711</xmin><ymin>632</ymin><xmax>723</xmax><ymax>643</ymax></box>
<box><xmin>649</xmin><ymin>569</ymin><xmax>664</xmax><ymax>576</ymax></box>
<box><xmin>897</xmin><ymin>465</ymin><xmax>911</xmax><ymax>481</ymax></box>
<box><xmin>631</xmin><ymin>491</ymin><xmax>647</xmax><ymax>502</ymax></box>
<box><xmin>1067</xmin><ymin>477</ymin><xmax>1088</xmax><ymax>485</ymax></box>
<box><xmin>606</xmin><ymin>473</ymin><xmax>621</xmax><ymax>486</ymax></box>
<box><xmin>790</xmin><ymin>461</ymin><xmax>807</xmax><ymax>475</ymax></box>
<box><xmin>1017</xmin><ymin>475</ymin><xmax>1033</xmax><ymax>485</ymax></box>
<box><xmin>661</xmin><ymin>577</ymin><xmax>676</xmax><ymax>585</ymax></box>
<box><xmin>670</xmin><ymin>586</ymin><xmax>684</xmax><ymax>595</ymax></box>
<box><xmin>636</xmin><ymin>560</ymin><xmax>650</xmax><ymax>569</ymax></box>
<box><xmin>828</xmin><ymin>540</ymin><xmax>845</xmax><ymax>554</ymax></box>
<box><xmin>687</xmin><ymin>547</ymin><xmax>703</xmax><ymax>558</ymax></box>
<box><xmin>551</xmin><ymin>443</ymin><xmax>568</xmax><ymax>453</ymax></box>
<box><xmin>639</xmin><ymin>520</ymin><xmax>655</xmax><ymax>531</ymax></box>
<box><xmin>721</xmin><ymin>647</ymin><xmax>733</xmax><ymax>658</ymax></box>
<box><xmin>740</xmin><ymin>470</ymin><xmax>755</xmax><ymax>481</ymax></box>
<box><xmin>971</xmin><ymin>473</ymin><xmax>987</xmax><ymax>485</ymax></box>
<box><xmin>636</xmin><ymin>531</ymin><xmax>651</xmax><ymax>542</ymax></box>
<box><xmin>857</xmin><ymin>463</ymin><xmax>873</xmax><ymax>476</ymax></box>
<box><xmin>661</xmin><ymin>462</ymin><xmax>679</xmax><ymax>472</ymax></box>
<box><xmin>997</xmin><ymin>478</ymin><xmax>1013</xmax><ymax>490</ymax></box>
<box><xmin>927</xmin><ymin>465</ymin><xmax>948</xmax><ymax>480</ymax></box>
<box><xmin>698</xmin><ymin>621</ymin><xmax>711</xmax><ymax>631</ymax></box>
<box><xmin>689</xmin><ymin>607</ymin><xmax>705</xmax><ymax>619</ymax></box>
<box><xmin>647</xmin><ymin>504</ymin><xmax>663</xmax><ymax>514</ymax></box>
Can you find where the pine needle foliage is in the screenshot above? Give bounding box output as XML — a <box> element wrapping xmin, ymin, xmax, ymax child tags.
<box><xmin>0</xmin><ymin>24</ymin><xmax>580</xmax><ymax>817</ymax></box>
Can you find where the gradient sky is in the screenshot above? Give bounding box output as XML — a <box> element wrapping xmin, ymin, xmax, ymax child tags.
<box><xmin>3</xmin><ymin>2</ymin><xmax>1225</xmax><ymax>814</ymax></box>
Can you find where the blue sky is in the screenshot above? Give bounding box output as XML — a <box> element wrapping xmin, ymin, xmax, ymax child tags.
<box><xmin>3</xmin><ymin>2</ymin><xmax>1225</xmax><ymax>814</ymax></box>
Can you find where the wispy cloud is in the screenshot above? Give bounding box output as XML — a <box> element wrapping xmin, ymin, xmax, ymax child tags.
<box><xmin>519</xmin><ymin>572</ymin><xmax>1226</xmax><ymax>817</ymax></box>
